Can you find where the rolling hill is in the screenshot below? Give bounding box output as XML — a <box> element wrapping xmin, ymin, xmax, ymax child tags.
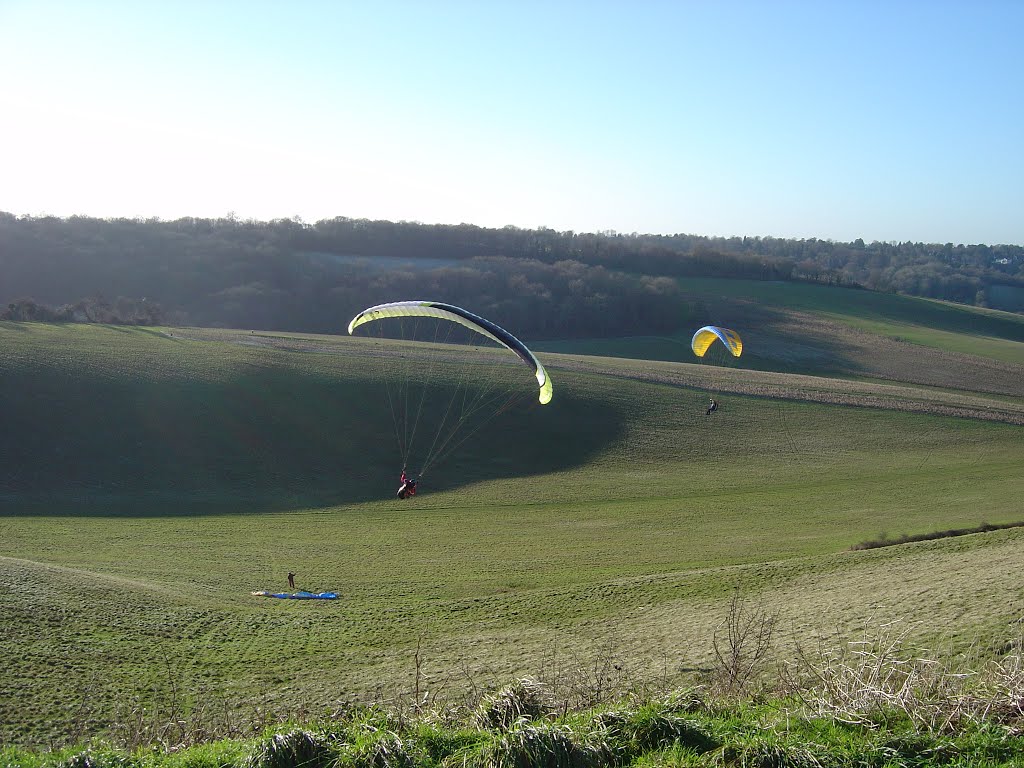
<box><xmin>1</xmin><ymin>281</ymin><xmax>1022</xmax><ymax>747</ymax></box>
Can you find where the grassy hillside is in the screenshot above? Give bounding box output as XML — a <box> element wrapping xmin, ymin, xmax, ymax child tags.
<box><xmin>536</xmin><ymin>278</ymin><xmax>1024</xmax><ymax>392</ymax></box>
<box><xmin>1</xmin><ymin>316</ymin><xmax>1023</xmax><ymax>748</ymax></box>
<box><xmin>0</xmin><ymin>323</ymin><xmax>618</xmax><ymax>511</ymax></box>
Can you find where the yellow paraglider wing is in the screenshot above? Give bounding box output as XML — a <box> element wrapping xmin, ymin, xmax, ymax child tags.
<box><xmin>691</xmin><ymin>326</ymin><xmax>743</xmax><ymax>358</ymax></box>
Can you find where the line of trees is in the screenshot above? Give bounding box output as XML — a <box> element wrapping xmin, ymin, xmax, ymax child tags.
<box><xmin>1</xmin><ymin>212</ymin><xmax>1021</xmax><ymax>336</ymax></box>
<box><xmin>1</xmin><ymin>296</ymin><xmax>164</xmax><ymax>325</ymax></box>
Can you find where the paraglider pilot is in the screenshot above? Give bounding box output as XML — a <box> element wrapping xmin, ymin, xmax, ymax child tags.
<box><xmin>706</xmin><ymin>398</ymin><xmax>719</xmax><ymax>415</ymax></box>
<box><xmin>287</xmin><ymin>571</ymin><xmax>296</xmax><ymax>589</ymax></box>
<box><xmin>397</xmin><ymin>470</ymin><xmax>418</xmax><ymax>499</ymax></box>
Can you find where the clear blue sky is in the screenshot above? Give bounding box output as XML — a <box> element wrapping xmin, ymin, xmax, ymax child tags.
<box><xmin>1</xmin><ymin>0</ymin><xmax>1022</xmax><ymax>244</ymax></box>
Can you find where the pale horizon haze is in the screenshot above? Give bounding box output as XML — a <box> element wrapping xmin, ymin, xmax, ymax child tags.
<box><xmin>1</xmin><ymin>0</ymin><xmax>1022</xmax><ymax>245</ymax></box>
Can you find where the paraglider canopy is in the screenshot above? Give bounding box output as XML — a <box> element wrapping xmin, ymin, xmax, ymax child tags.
<box><xmin>691</xmin><ymin>326</ymin><xmax>743</xmax><ymax>358</ymax></box>
<box><xmin>348</xmin><ymin>300</ymin><xmax>553</xmax><ymax>404</ymax></box>
<box><xmin>346</xmin><ymin>299</ymin><xmax>554</xmax><ymax>481</ymax></box>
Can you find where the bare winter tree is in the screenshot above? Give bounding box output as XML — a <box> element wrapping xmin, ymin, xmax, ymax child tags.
<box><xmin>711</xmin><ymin>589</ymin><xmax>778</xmax><ymax>697</ymax></box>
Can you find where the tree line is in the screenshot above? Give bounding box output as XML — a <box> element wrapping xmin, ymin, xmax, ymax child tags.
<box><xmin>1</xmin><ymin>212</ymin><xmax>1021</xmax><ymax>336</ymax></box>
<box><xmin>1</xmin><ymin>295</ymin><xmax>163</xmax><ymax>325</ymax></box>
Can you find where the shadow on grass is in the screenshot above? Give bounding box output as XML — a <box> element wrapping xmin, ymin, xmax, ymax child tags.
<box><xmin>538</xmin><ymin>299</ymin><xmax>876</xmax><ymax>379</ymax></box>
<box><xmin>851</xmin><ymin>520</ymin><xmax>1024</xmax><ymax>550</ymax></box>
<box><xmin>552</xmin><ymin>290</ymin><xmax>1024</xmax><ymax>392</ymax></box>
<box><xmin>0</xmin><ymin>366</ymin><xmax>627</xmax><ymax>517</ymax></box>
<box><xmin>683</xmin><ymin>278</ymin><xmax>1024</xmax><ymax>341</ymax></box>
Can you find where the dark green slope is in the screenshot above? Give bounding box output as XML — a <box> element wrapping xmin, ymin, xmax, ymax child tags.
<box><xmin>0</xmin><ymin>324</ymin><xmax>624</xmax><ymax>515</ymax></box>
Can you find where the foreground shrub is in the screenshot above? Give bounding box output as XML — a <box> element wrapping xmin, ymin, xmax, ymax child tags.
<box><xmin>57</xmin><ymin>750</ymin><xmax>135</xmax><ymax>768</ymax></box>
<box><xmin>712</xmin><ymin>736</ymin><xmax>828</xmax><ymax>768</ymax></box>
<box><xmin>473</xmin><ymin>679</ymin><xmax>554</xmax><ymax>731</ymax></box>
<box><xmin>245</xmin><ymin>730</ymin><xmax>332</xmax><ymax>768</ymax></box>
<box><xmin>593</xmin><ymin>701</ymin><xmax>717</xmax><ymax>756</ymax></box>
<box><xmin>453</xmin><ymin>722</ymin><xmax>611</xmax><ymax>768</ymax></box>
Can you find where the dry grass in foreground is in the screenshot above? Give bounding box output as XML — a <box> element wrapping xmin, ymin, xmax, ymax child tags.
<box><xmin>7</xmin><ymin>613</ymin><xmax>1024</xmax><ymax>767</ymax></box>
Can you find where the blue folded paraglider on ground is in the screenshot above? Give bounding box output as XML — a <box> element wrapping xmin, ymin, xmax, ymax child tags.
<box><xmin>251</xmin><ymin>590</ymin><xmax>338</xmax><ymax>600</ymax></box>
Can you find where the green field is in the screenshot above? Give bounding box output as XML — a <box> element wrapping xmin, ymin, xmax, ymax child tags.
<box><xmin>2</xmin><ymin>299</ymin><xmax>1024</xmax><ymax>748</ymax></box>
<box><xmin>537</xmin><ymin>277</ymin><xmax>1024</xmax><ymax>372</ymax></box>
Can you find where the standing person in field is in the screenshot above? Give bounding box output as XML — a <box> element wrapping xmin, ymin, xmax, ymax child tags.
<box><xmin>706</xmin><ymin>398</ymin><xmax>719</xmax><ymax>415</ymax></box>
<box><xmin>288</xmin><ymin>571</ymin><xmax>296</xmax><ymax>589</ymax></box>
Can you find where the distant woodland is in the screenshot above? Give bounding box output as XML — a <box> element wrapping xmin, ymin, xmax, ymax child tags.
<box><xmin>2</xmin><ymin>212</ymin><xmax>1022</xmax><ymax>336</ymax></box>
